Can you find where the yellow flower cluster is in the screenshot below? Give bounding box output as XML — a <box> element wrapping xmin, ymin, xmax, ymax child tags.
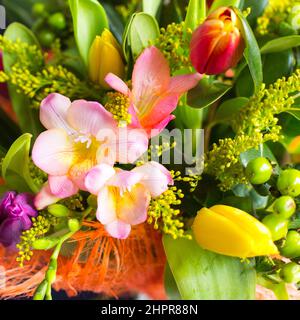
<box><xmin>147</xmin><ymin>185</ymin><xmax>191</xmax><ymax>240</ymax></box>
<box><xmin>16</xmin><ymin>212</ymin><xmax>57</xmax><ymax>267</ymax></box>
<box><xmin>155</xmin><ymin>22</ymin><xmax>193</xmax><ymax>73</ymax></box>
<box><xmin>60</xmin><ymin>193</ymin><xmax>85</xmax><ymax>212</ymax></box>
<box><xmin>205</xmin><ymin>70</ymin><xmax>300</xmax><ymax>190</ymax></box>
<box><xmin>257</xmin><ymin>0</ymin><xmax>298</xmax><ymax>35</ymax></box>
<box><xmin>104</xmin><ymin>91</ymin><xmax>131</xmax><ymax>126</ymax></box>
<box><xmin>29</xmin><ymin>160</ymin><xmax>47</xmax><ymax>188</ymax></box>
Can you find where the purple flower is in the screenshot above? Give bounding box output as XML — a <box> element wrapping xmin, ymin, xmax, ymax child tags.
<box><xmin>0</xmin><ymin>191</ymin><xmax>38</xmax><ymax>250</ymax></box>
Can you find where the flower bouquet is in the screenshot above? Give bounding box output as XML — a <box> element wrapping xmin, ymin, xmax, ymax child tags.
<box><xmin>0</xmin><ymin>0</ymin><xmax>300</xmax><ymax>301</ymax></box>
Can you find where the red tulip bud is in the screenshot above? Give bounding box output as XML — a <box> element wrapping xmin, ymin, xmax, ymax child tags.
<box><xmin>190</xmin><ymin>7</ymin><xmax>245</xmax><ymax>75</ymax></box>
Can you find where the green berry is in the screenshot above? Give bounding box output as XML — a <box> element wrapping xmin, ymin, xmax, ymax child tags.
<box><xmin>262</xmin><ymin>214</ymin><xmax>288</xmax><ymax>241</ymax></box>
<box><xmin>246</xmin><ymin>157</ymin><xmax>273</xmax><ymax>185</ymax></box>
<box><xmin>48</xmin><ymin>13</ymin><xmax>67</xmax><ymax>31</ymax></box>
<box><xmin>32</xmin><ymin>3</ymin><xmax>46</xmax><ymax>16</ymax></box>
<box><xmin>280</xmin><ymin>231</ymin><xmax>300</xmax><ymax>258</ymax></box>
<box><xmin>277</xmin><ymin>169</ymin><xmax>300</xmax><ymax>197</ymax></box>
<box><xmin>38</xmin><ymin>30</ymin><xmax>56</xmax><ymax>47</ymax></box>
<box><xmin>273</xmin><ymin>196</ymin><xmax>296</xmax><ymax>219</ymax></box>
<box><xmin>281</xmin><ymin>262</ymin><xmax>300</xmax><ymax>283</ymax></box>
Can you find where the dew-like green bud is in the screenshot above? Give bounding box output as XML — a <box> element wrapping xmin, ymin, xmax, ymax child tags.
<box><xmin>48</xmin><ymin>204</ymin><xmax>70</xmax><ymax>217</ymax></box>
<box><xmin>68</xmin><ymin>218</ymin><xmax>80</xmax><ymax>232</ymax></box>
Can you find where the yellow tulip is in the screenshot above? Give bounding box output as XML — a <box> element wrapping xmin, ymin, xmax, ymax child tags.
<box><xmin>88</xmin><ymin>29</ymin><xmax>125</xmax><ymax>89</ymax></box>
<box><xmin>192</xmin><ymin>205</ymin><xmax>278</xmax><ymax>258</ymax></box>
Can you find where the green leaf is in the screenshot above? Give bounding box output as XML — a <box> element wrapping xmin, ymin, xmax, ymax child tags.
<box><xmin>69</xmin><ymin>0</ymin><xmax>109</xmax><ymax>66</ymax></box>
<box><xmin>143</xmin><ymin>0</ymin><xmax>162</xmax><ymax>18</ymax></box>
<box><xmin>279</xmin><ymin>113</ymin><xmax>300</xmax><ymax>154</ymax></box>
<box><xmin>128</xmin><ymin>13</ymin><xmax>160</xmax><ymax>57</ymax></box>
<box><xmin>187</xmin><ymin>77</ymin><xmax>232</xmax><ymax>109</ymax></box>
<box><xmin>261</xmin><ymin>36</ymin><xmax>300</xmax><ymax>54</ymax></box>
<box><xmin>215</xmin><ymin>97</ymin><xmax>249</xmax><ymax>122</ymax></box>
<box><xmin>3</xmin><ymin>23</ymin><xmax>44</xmax><ymax>139</ymax></box>
<box><xmin>122</xmin><ymin>14</ymin><xmax>135</xmax><ymax>62</ymax></box>
<box><xmin>185</xmin><ymin>0</ymin><xmax>206</xmax><ymax>30</ymax></box>
<box><xmin>235</xmin><ymin>9</ymin><xmax>263</xmax><ymax>92</ymax></box>
<box><xmin>163</xmin><ymin>234</ymin><xmax>256</xmax><ymax>299</ymax></box>
<box><xmin>2</xmin><ymin>133</ymin><xmax>39</xmax><ymax>193</ymax></box>
<box><xmin>209</xmin><ymin>0</ymin><xmax>242</xmax><ymax>13</ymax></box>
<box><xmin>164</xmin><ymin>263</ymin><xmax>181</xmax><ymax>300</ymax></box>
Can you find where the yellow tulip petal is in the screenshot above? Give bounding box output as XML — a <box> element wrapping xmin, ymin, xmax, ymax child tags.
<box><xmin>210</xmin><ymin>205</ymin><xmax>272</xmax><ymax>240</ymax></box>
<box><xmin>210</xmin><ymin>205</ymin><xmax>278</xmax><ymax>256</ymax></box>
<box><xmin>192</xmin><ymin>208</ymin><xmax>255</xmax><ymax>258</ymax></box>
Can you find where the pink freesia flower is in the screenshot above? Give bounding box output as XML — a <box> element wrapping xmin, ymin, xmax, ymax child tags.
<box><xmin>32</xmin><ymin>93</ymin><xmax>149</xmax><ymax>209</ymax></box>
<box><xmin>85</xmin><ymin>162</ymin><xmax>173</xmax><ymax>239</ymax></box>
<box><xmin>105</xmin><ymin>46</ymin><xmax>201</xmax><ymax>137</ymax></box>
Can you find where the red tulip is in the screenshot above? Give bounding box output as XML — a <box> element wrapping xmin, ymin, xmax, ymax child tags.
<box><xmin>190</xmin><ymin>7</ymin><xmax>245</xmax><ymax>75</ymax></box>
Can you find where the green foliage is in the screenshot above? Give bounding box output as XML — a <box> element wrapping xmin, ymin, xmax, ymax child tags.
<box><xmin>69</xmin><ymin>0</ymin><xmax>109</xmax><ymax>66</ymax></box>
<box><xmin>187</xmin><ymin>77</ymin><xmax>232</xmax><ymax>109</ymax></box>
<box><xmin>185</xmin><ymin>0</ymin><xmax>206</xmax><ymax>30</ymax></box>
<box><xmin>261</xmin><ymin>36</ymin><xmax>300</xmax><ymax>54</ymax></box>
<box><xmin>143</xmin><ymin>0</ymin><xmax>162</xmax><ymax>18</ymax></box>
<box><xmin>163</xmin><ymin>234</ymin><xmax>256</xmax><ymax>299</ymax></box>
<box><xmin>1</xmin><ymin>133</ymin><xmax>39</xmax><ymax>193</ymax></box>
<box><xmin>235</xmin><ymin>8</ymin><xmax>263</xmax><ymax>93</ymax></box>
<box><xmin>123</xmin><ymin>12</ymin><xmax>160</xmax><ymax>59</ymax></box>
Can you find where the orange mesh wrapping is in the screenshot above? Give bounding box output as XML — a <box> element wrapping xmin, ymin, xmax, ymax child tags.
<box><xmin>0</xmin><ymin>221</ymin><xmax>166</xmax><ymax>299</ymax></box>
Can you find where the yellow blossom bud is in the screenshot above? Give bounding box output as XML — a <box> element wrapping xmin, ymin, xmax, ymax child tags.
<box><xmin>192</xmin><ymin>205</ymin><xmax>278</xmax><ymax>258</ymax></box>
<box><xmin>88</xmin><ymin>29</ymin><xmax>125</xmax><ymax>89</ymax></box>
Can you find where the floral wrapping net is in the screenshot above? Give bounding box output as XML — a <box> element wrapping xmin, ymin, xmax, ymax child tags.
<box><xmin>0</xmin><ymin>222</ymin><xmax>166</xmax><ymax>299</ymax></box>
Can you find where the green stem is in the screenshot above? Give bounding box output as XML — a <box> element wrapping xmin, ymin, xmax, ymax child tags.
<box><xmin>33</xmin><ymin>222</ymin><xmax>79</xmax><ymax>300</ymax></box>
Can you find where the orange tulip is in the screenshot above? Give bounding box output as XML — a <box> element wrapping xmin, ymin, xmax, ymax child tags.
<box><xmin>190</xmin><ymin>7</ymin><xmax>245</xmax><ymax>75</ymax></box>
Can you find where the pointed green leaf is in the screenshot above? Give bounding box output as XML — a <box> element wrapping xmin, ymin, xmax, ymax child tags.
<box><xmin>215</xmin><ymin>97</ymin><xmax>249</xmax><ymax>122</ymax></box>
<box><xmin>2</xmin><ymin>133</ymin><xmax>39</xmax><ymax>193</ymax></box>
<box><xmin>185</xmin><ymin>0</ymin><xmax>206</xmax><ymax>30</ymax></box>
<box><xmin>261</xmin><ymin>36</ymin><xmax>300</xmax><ymax>54</ymax></box>
<box><xmin>187</xmin><ymin>77</ymin><xmax>232</xmax><ymax>109</ymax></box>
<box><xmin>163</xmin><ymin>234</ymin><xmax>256</xmax><ymax>300</ymax></box>
<box><xmin>235</xmin><ymin>9</ymin><xmax>263</xmax><ymax>92</ymax></box>
<box><xmin>143</xmin><ymin>0</ymin><xmax>162</xmax><ymax>18</ymax></box>
<box><xmin>69</xmin><ymin>0</ymin><xmax>109</xmax><ymax>66</ymax></box>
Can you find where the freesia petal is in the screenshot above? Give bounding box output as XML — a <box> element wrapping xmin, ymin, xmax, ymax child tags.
<box><xmin>34</xmin><ymin>184</ymin><xmax>60</xmax><ymax>210</ymax></box>
<box><xmin>48</xmin><ymin>175</ymin><xmax>79</xmax><ymax>198</ymax></box>
<box><xmin>169</xmin><ymin>73</ymin><xmax>202</xmax><ymax>94</ymax></box>
<box><xmin>133</xmin><ymin>161</ymin><xmax>173</xmax><ymax>197</ymax></box>
<box><xmin>139</xmin><ymin>93</ymin><xmax>179</xmax><ymax>132</ymax></box>
<box><xmin>96</xmin><ymin>186</ymin><xmax>117</xmax><ymax>225</ymax></box>
<box><xmin>85</xmin><ymin>164</ymin><xmax>115</xmax><ymax>195</ymax></box>
<box><xmin>148</xmin><ymin>115</ymin><xmax>175</xmax><ymax>138</ymax></box>
<box><xmin>109</xmin><ymin>170</ymin><xmax>143</xmax><ymax>189</ymax></box>
<box><xmin>118</xmin><ymin>184</ymin><xmax>150</xmax><ymax>225</ymax></box>
<box><xmin>102</xmin><ymin>127</ymin><xmax>149</xmax><ymax>164</ymax></box>
<box><xmin>40</xmin><ymin>93</ymin><xmax>73</xmax><ymax>131</ymax></box>
<box><xmin>132</xmin><ymin>46</ymin><xmax>170</xmax><ymax>116</ymax></box>
<box><xmin>105</xmin><ymin>73</ymin><xmax>130</xmax><ymax>95</ymax></box>
<box><xmin>105</xmin><ymin>220</ymin><xmax>131</xmax><ymax>239</ymax></box>
<box><xmin>32</xmin><ymin>129</ymin><xmax>75</xmax><ymax>176</ymax></box>
<box><xmin>67</xmin><ymin>100</ymin><xmax>116</xmax><ymax>136</ymax></box>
